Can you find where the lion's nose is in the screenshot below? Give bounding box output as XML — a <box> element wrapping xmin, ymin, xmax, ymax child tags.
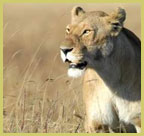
<box><xmin>60</xmin><ymin>48</ymin><xmax>73</xmax><ymax>55</ymax></box>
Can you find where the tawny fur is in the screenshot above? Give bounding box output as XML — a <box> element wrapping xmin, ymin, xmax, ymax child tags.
<box><xmin>60</xmin><ymin>6</ymin><xmax>141</xmax><ymax>133</ymax></box>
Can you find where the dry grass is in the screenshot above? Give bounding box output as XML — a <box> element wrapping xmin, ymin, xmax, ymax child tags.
<box><xmin>3</xmin><ymin>3</ymin><xmax>140</xmax><ymax>133</ymax></box>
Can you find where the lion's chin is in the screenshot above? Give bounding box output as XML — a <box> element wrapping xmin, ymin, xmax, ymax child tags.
<box><xmin>68</xmin><ymin>68</ymin><xmax>85</xmax><ymax>78</ymax></box>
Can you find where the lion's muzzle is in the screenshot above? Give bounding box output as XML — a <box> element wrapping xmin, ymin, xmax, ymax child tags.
<box><xmin>60</xmin><ymin>47</ymin><xmax>87</xmax><ymax>78</ymax></box>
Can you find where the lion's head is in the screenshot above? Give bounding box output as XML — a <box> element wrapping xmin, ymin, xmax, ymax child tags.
<box><xmin>60</xmin><ymin>6</ymin><xmax>126</xmax><ymax>78</ymax></box>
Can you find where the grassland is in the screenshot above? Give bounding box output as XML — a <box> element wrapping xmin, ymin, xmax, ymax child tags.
<box><xmin>3</xmin><ymin>3</ymin><xmax>140</xmax><ymax>133</ymax></box>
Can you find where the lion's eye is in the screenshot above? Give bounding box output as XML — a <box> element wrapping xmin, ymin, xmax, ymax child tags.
<box><xmin>66</xmin><ymin>27</ymin><xmax>70</xmax><ymax>34</ymax></box>
<box><xmin>82</xmin><ymin>29</ymin><xmax>91</xmax><ymax>35</ymax></box>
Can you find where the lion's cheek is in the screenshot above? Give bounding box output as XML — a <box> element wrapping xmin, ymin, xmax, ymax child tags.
<box><xmin>83</xmin><ymin>33</ymin><xmax>96</xmax><ymax>46</ymax></box>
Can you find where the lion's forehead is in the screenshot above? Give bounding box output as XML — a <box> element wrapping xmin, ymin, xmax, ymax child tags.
<box><xmin>86</xmin><ymin>11</ymin><xmax>108</xmax><ymax>17</ymax></box>
<box><xmin>62</xmin><ymin>11</ymin><xmax>109</xmax><ymax>49</ymax></box>
<box><xmin>71</xmin><ymin>11</ymin><xmax>108</xmax><ymax>25</ymax></box>
<box><xmin>69</xmin><ymin>17</ymin><xmax>105</xmax><ymax>34</ymax></box>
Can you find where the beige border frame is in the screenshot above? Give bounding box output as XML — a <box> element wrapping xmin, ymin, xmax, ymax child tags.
<box><xmin>0</xmin><ymin>0</ymin><xmax>143</xmax><ymax>136</ymax></box>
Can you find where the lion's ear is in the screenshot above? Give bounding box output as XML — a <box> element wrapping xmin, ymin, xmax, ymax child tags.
<box><xmin>107</xmin><ymin>7</ymin><xmax>126</xmax><ymax>36</ymax></box>
<box><xmin>71</xmin><ymin>6</ymin><xmax>85</xmax><ymax>24</ymax></box>
<box><xmin>110</xmin><ymin>7</ymin><xmax>126</xmax><ymax>24</ymax></box>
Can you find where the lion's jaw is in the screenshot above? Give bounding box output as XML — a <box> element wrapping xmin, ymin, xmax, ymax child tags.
<box><xmin>68</xmin><ymin>67</ymin><xmax>85</xmax><ymax>78</ymax></box>
<box><xmin>60</xmin><ymin>49</ymin><xmax>87</xmax><ymax>78</ymax></box>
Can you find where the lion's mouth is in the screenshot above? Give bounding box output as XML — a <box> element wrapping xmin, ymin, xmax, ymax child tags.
<box><xmin>69</xmin><ymin>61</ymin><xmax>87</xmax><ymax>70</ymax></box>
<box><xmin>67</xmin><ymin>61</ymin><xmax>87</xmax><ymax>78</ymax></box>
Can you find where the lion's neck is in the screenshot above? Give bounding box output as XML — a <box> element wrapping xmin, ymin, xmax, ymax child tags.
<box><xmin>85</xmin><ymin>29</ymin><xmax>141</xmax><ymax>101</ymax></box>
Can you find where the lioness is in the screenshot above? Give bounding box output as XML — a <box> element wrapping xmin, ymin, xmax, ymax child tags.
<box><xmin>60</xmin><ymin>6</ymin><xmax>141</xmax><ymax>133</ymax></box>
